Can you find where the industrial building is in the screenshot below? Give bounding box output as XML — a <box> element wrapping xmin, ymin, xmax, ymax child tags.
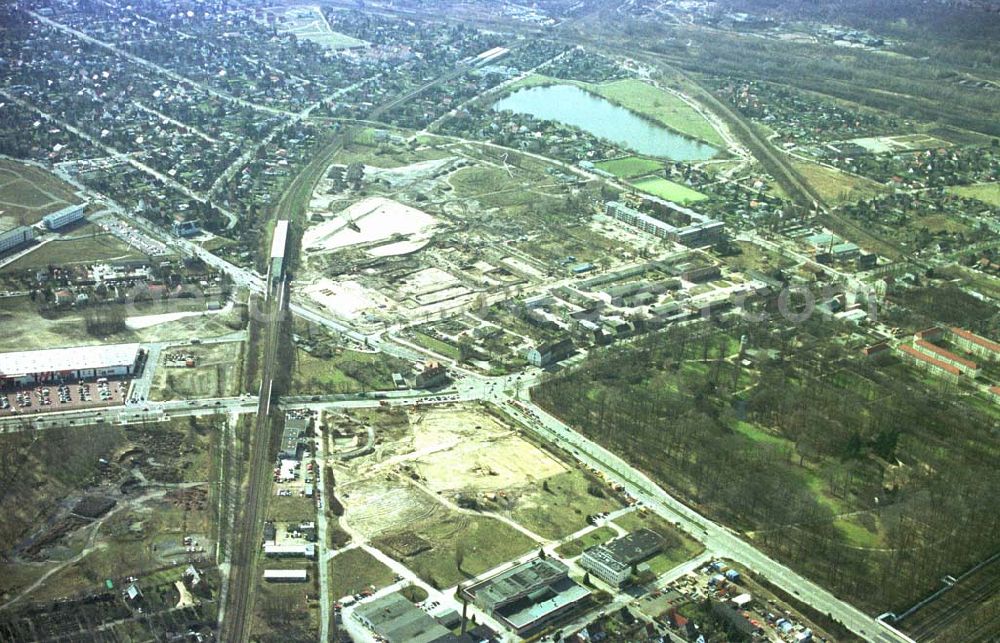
<box><xmin>263</xmin><ymin>569</ymin><xmax>307</xmax><ymax>582</ymax></box>
<box><xmin>949</xmin><ymin>328</ymin><xmax>1000</xmax><ymax>362</ymax></box>
<box><xmin>263</xmin><ymin>543</ymin><xmax>315</xmax><ymax>559</ymax></box>
<box><xmin>279</xmin><ymin>412</ymin><xmax>310</xmax><ymax>460</ymax></box>
<box><xmin>43</xmin><ymin>203</ymin><xmax>86</xmax><ymax>230</ymax></box>
<box><xmin>0</xmin><ymin>225</ymin><xmax>36</xmax><ymax>255</ymax></box>
<box><xmin>580</xmin><ymin>529</ymin><xmax>662</xmax><ymax>586</ymax></box>
<box><xmin>0</xmin><ymin>344</ymin><xmax>143</xmax><ymax>388</ymax></box>
<box><xmin>353</xmin><ymin>592</ymin><xmax>452</xmax><ymax>643</ymax></box>
<box><xmin>461</xmin><ymin>557</ymin><xmax>591</xmax><ymax>636</ymax></box>
<box><xmin>605</xmin><ymin>200</ymin><xmax>723</xmax><ymax>247</ymax></box>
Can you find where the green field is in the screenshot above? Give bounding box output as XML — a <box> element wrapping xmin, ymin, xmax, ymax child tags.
<box><xmin>594</xmin><ymin>157</ymin><xmax>663</xmax><ymax>178</ymax></box>
<box><xmin>509</xmin><ymin>469</ymin><xmax>622</xmax><ymax>540</ymax></box>
<box><xmin>507</xmin><ymin>75</ymin><xmax>725</xmax><ymax>148</ymax></box>
<box><xmin>594</xmin><ymin>79</ymin><xmax>725</xmax><ymax>148</ymax></box>
<box><xmin>555</xmin><ymin>526</ymin><xmax>616</xmax><ymax>558</ymax></box>
<box><xmin>631</xmin><ymin>177</ymin><xmax>708</xmax><ymax>204</ymax></box>
<box><xmin>947</xmin><ymin>182</ymin><xmax>1000</xmax><ymax>206</ymax></box>
<box><xmin>292</xmin><ymin>348</ymin><xmax>411</xmax><ymax>394</ymax></box>
<box><xmin>328</xmin><ymin>548</ymin><xmax>396</xmax><ymax>600</ymax></box>
<box><xmin>1</xmin><ymin>230</ymin><xmax>146</xmax><ymax>273</ymax></box>
<box><xmin>789</xmin><ymin>158</ymin><xmax>886</xmax><ymax>205</ymax></box>
<box><xmin>0</xmin><ymin>159</ymin><xmax>81</xmax><ymax>227</ymax></box>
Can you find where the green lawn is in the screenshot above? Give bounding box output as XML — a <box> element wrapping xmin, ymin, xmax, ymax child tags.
<box><xmin>509</xmin><ymin>469</ymin><xmax>623</xmax><ymax>540</ymax></box>
<box><xmin>555</xmin><ymin>526</ymin><xmax>616</xmax><ymax>558</ymax></box>
<box><xmin>593</xmin><ymin>79</ymin><xmax>725</xmax><ymax>148</ymax></box>
<box><xmin>946</xmin><ymin>182</ymin><xmax>1000</xmax><ymax>206</ymax></box>
<box><xmin>595</xmin><ymin>157</ymin><xmax>663</xmax><ymax>178</ymax></box>
<box><xmin>506</xmin><ymin>75</ymin><xmax>725</xmax><ymax>148</ymax></box>
<box><xmin>790</xmin><ymin>158</ymin><xmax>886</xmax><ymax>205</ymax></box>
<box><xmin>410</xmin><ymin>332</ymin><xmax>462</xmax><ymax>361</ymax></box>
<box><xmin>631</xmin><ymin>177</ymin><xmax>707</xmax><ymax>204</ymax></box>
<box><xmin>1</xmin><ymin>234</ymin><xmax>147</xmax><ymax>272</ymax></box>
<box><xmin>329</xmin><ymin>548</ymin><xmax>396</xmax><ymax>600</ymax></box>
<box><xmin>292</xmin><ymin>348</ymin><xmax>406</xmax><ymax>394</ymax></box>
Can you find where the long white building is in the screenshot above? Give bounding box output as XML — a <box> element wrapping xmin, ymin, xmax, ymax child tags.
<box><xmin>0</xmin><ymin>344</ymin><xmax>143</xmax><ymax>387</ymax></box>
<box><xmin>0</xmin><ymin>225</ymin><xmax>36</xmax><ymax>255</ymax></box>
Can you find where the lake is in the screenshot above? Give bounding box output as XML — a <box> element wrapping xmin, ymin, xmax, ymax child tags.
<box><xmin>492</xmin><ymin>84</ymin><xmax>718</xmax><ymax>161</ymax></box>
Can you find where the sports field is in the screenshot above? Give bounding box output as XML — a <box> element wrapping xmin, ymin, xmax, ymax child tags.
<box><xmin>631</xmin><ymin>177</ymin><xmax>707</xmax><ymax>204</ymax></box>
<box><xmin>595</xmin><ymin>156</ymin><xmax>663</xmax><ymax>178</ymax></box>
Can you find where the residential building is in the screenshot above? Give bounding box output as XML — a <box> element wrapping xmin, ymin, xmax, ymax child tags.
<box><xmin>913</xmin><ymin>339</ymin><xmax>978</xmax><ymax>377</ymax></box>
<box><xmin>415</xmin><ymin>362</ymin><xmax>449</xmax><ymax>389</ymax></box>
<box><xmin>605</xmin><ymin>201</ymin><xmax>723</xmax><ymax>247</ymax></box>
<box><xmin>896</xmin><ymin>345</ymin><xmax>960</xmax><ymax>382</ymax></box>
<box><xmin>0</xmin><ymin>225</ymin><xmax>36</xmax><ymax>255</ymax></box>
<box><xmin>43</xmin><ymin>203</ymin><xmax>86</xmax><ymax>230</ymax></box>
<box><xmin>526</xmin><ymin>338</ymin><xmax>575</xmax><ymax>367</ymax></box>
<box><xmin>949</xmin><ymin>328</ymin><xmax>1000</xmax><ymax>362</ymax></box>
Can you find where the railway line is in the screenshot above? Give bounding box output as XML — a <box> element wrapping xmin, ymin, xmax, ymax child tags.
<box><xmin>219</xmin><ymin>224</ymin><xmax>291</xmax><ymax>642</ymax></box>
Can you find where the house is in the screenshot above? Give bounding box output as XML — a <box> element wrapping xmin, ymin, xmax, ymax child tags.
<box><xmin>415</xmin><ymin>362</ymin><xmax>449</xmax><ymax>389</ymax></box>
<box><xmin>526</xmin><ymin>338</ymin><xmax>575</xmax><ymax>367</ymax></box>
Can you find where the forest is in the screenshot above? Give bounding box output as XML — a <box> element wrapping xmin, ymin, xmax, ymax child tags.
<box><xmin>534</xmin><ymin>314</ymin><xmax>1000</xmax><ymax>613</ymax></box>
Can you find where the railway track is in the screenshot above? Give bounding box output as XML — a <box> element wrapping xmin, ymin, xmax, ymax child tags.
<box><xmin>219</xmin><ymin>272</ymin><xmax>289</xmax><ymax>642</ymax></box>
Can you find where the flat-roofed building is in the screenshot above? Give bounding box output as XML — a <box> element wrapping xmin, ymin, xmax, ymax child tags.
<box><xmin>353</xmin><ymin>592</ymin><xmax>452</xmax><ymax>643</ymax></box>
<box><xmin>263</xmin><ymin>569</ymin><xmax>307</xmax><ymax>582</ymax></box>
<box><xmin>580</xmin><ymin>529</ymin><xmax>662</xmax><ymax>586</ymax></box>
<box><xmin>43</xmin><ymin>203</ymin><xmax>86</xmax><ymax>230</ymax></box>
<box><xmin>263</xmin><ymin>543</ymin><xmax>315</xmax><ymax>559</ymax></box>
<box><xmin>280</xmin><ymin>412</ymin><xmax>310</xmax><ymax>460</ymax></box>
<box><xmin>461</xmin><ymin>557</ymin><xmax>591</xmax><ymax>637</ymax></box>
<box><xmin>0</xmin><ymin>343</ymin><xmax>142</xmax><ymax>388</ymax></box>
<box><xmin>0</xmin><ymin>225</ymin><xmax>36</xmax><ymax>255</ymax></box>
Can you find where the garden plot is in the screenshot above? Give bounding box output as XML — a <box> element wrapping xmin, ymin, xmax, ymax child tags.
<box><xmin>302</xmin><ymin>197</ymin><xmax>437</xmax><ymax>257</ymax></box>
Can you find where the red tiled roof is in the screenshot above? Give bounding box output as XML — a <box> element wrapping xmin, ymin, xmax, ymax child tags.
<box><xmin>950</xmin><ymin>327</ymin><xmax>1000</xmax><ymax>354</ymax></box>
<box><xmin>990</xmin><ymin>386</ymin><xmax>1000</xmax><ymax>397</ymax></box>
<box><xmin>914</xmin><ymin>340</ymin><xmax>978</xmax><ymax>370</ymax></box>
<box><xmin>898</xmin><ymin>344</ymin><xmax>961</xmax><ymax>376</ymax></box>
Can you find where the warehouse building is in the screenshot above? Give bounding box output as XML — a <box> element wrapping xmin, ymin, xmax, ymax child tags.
<box><xmin>263</xmin><ymin>569</ymin><xmax>307</xmax><ymax>583</ymax></box>
<box><xmin>0</xmin><ymin>225</ymin><xmax>36</xmax><ymax>255</ymax></box>
<box><xmin>461</xmin><ymin>557</ymin><xmax>591</xmax><ymax>636</ymax></box>
<box><xmin>43</xmin><ymin>203</ymin><xmax>86</xmax><ymax>230</ymax></box>
<box><xmin>353</xmin><ymin>592</ymin><xmax>452</xmax><ymax>643</ymax></box>
<box><xmin>0</xmin><ymin>344</ymin><xmax>143</xmax><ymax>388</ymax></box>
<box><xmin>263</xmin><ymin>543</ymin><xmax>315</xmax><ymax>559</ymax></box>
<box><xmin>580</xmin><ymin>529</ymin><xmax>662</xmax><ymax>586</ymax></box>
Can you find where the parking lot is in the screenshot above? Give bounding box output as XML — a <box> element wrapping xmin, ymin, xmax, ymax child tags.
<box><xmin>0</xmin><ymin>377</ymin><xmax>130</xmax><ymax>417</ymax></box>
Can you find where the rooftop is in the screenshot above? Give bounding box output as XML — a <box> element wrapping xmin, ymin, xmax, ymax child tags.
<box><xmin>354</xmin><ymin>592</ymin><xmax>451</xmax><ymax>643</ymax></box>
<box><xmin>914</xmin><ymin>340</ymin><xmax>978</xmax><ymax>370</ymax></box>
<box><xmin>950</xmin><ymin>327</ymin><xmax>1000</xmax><ymax>354</ymax></box>
<box><xmin>897</xmin><ymin>344</ymin><xmax>961</xmax><ymax>376</ymax></box>
<box><xmin>0</xmin><ymin>344</ymin><xmax>142</xmax><ymax>378</ymax></box>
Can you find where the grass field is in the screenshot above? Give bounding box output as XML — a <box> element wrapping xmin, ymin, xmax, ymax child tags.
<box><xmin>509</xmin><ymin>469</ymin><xmax>622</xmax><ymax>540</ymax></box>
<box><xmin>292</xmin><ymin>348</ymin><xmax>406</xmax><ymax>394</ymax></box>
<box><xmin>328</xmin><ymin>548</ymin><xmax>396</xmax><ymax>600</ymax></box>
<box><xmin>506</xmin><ymin>75</ymin><xmax>724</xmax><ymax>148</ymax></box>
<box><xmin>1</xmin><ymin>231</ymin><xmax>148</xmax><ymax>272</ymax></box>
<box><xmin>410</xmin><ymin>332</ymin><xmax>462</xmax><ymax>361</ymax></box>
<box><xmin>378</xmin><ymin>514</ymin><xmax>537</xmax><ymax>589</ymax></box>
<box><xmin>946</xmin><ymin>182</ymin><xmax>1000</xmax><ymax>206</ymax></box>
<box><xmin>594</xmin><ymin>79</ymin><xmax>725</xmax><ymax>148</ymax></box>
<box><xmin>789</xmin><ymin>158</ymin><xmax>886</xmax><ymax>205</ymax></box>
<box><xmin>0</xmin><ymin>159</ymin><xmax>81</xmax><ymax>228</ymax></box>
<box><xmin>554</xmin><ymin>526</ymin><xmax>616</xmax><ymax>558</ymax></box>
<box><xmin>631</xmin><ymin>177</ymin><xmax>708</xmax><ymax>204</ymax></box>
<box><xmin>594</xmin><ymin>156</ymin><xmax>663</xmax><ymax>178</ymax></box>
<box><xmin>150</xmin><ymin>342</ymin><xmax>243</xmax><ymax>401</ymax></box>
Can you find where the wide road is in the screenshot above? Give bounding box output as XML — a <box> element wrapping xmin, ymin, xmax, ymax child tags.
<box><xmin>219</xmin><ymin>255</ymin><xmax>289</xmax><ymax>642</ymax></box>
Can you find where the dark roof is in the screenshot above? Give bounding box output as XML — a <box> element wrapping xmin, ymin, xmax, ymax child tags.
<box><xmin>603</xmin><ymin>529</ymin><xmax>662</xmax><ymax>566</ymax></box>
